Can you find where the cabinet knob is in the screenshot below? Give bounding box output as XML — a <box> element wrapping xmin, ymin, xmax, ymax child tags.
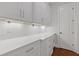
<box><xmin>72</xmin><ymin>32</ymin><xmax>74</xmax><ymax>34</ymax></box>
<box><xmin>59</xmin><ymin>32</ymin><xmax>62</xmax><ymax>34</ymax></box>
<box><xmin>72</xmin><ymin>19</ymin><xmax>74</xmax><ymax>22</ymax></box>
<box><xmin>72</xmin><ymin>8</ymin><xmax>74</xmax><ymax>10</ymax></box>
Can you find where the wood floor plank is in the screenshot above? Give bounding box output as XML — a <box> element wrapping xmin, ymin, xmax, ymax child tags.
<box><xmin>52</xmin><ymin>47</ymin><xmax>79</xmax><ymax>56</ymax></box>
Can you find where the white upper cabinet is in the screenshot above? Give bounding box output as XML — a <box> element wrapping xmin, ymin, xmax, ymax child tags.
<box><xmin>18</xmin><ymin>2</ymin><xmax>32</xmax><ymax>22</ymax></box>
<box><xmin>41</xmin><ymin>3</ymin><xmax>51</xmax><ymax>25</ymax></box>
<box><xmin>0</xmin><ymin>2</ymin><xmax>18</xmax><ymax>19</ymax></box>
<box><xmin>0</xmin><ymin>2</ymin><xmax>51</xmax><ymax>25</ymax></box>
<box><xmin>0</xmin><ymin>2</ymin><xmax>32</xmax><ymax>22</ymax></box>
<box><xmin>33</xmin><ymin>3</ymin><xmax>42</xmax><ymax>24</ymax></box>
<box><xmin>33</xmin><ymin>2</ymin><xmax>51</xmax><ymax>25</ymax></box>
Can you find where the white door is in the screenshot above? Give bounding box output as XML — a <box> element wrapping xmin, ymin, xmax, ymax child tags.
<box><xmin>58</xmin><ymin>3</ymin><xmax>75</xmax><ymax>51</ymax></box>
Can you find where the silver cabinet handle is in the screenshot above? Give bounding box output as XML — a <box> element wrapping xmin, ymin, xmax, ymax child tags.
<box><xmin>72</xmin><ymin>8</ymin><xmax>74</xmax><ymax>10</ymax></box>
<box><xmin>19</xmin><ymin>9</ymin><xmax>24</xmax><ymax>18</ymax></box>
<box><xmin>26</xmin><ymin>47</ymin><xmax>34</xmax><ymax>53</ymax></box>
<box><xmin>23</xmin><ymin>10</ymin><xmax>24</xmax><ymax>18</ymax></box>
<box><xmin>19</xmin><ymin>9</ymin><xmax>21</xmax><ymax>17</ymax></box>
<box><xmin>19</xmin><ymin>9</ymin><xmax>23</xmax><ymax>18</ymax></box>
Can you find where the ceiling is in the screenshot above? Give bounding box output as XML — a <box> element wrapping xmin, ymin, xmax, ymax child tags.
<box><xmin>47</xmin><ymin>2</ymin><xmax>72</xmax><ymax>6</ymax></box>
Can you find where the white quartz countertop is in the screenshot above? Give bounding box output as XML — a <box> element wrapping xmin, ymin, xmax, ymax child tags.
<box><xmin>0</xmin><ymin>32</ymin><xmax>56</xmax><ymax>55</ymax></box>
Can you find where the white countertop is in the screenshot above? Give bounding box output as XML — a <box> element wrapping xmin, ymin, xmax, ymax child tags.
<box><xmin>0</xmin><ymin>32</ymin><xmax>56</xmax><ymax>55</ymax></box>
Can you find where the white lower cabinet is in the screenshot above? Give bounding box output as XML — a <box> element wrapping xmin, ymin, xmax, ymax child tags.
<box><xmin>2</xmin><ymin>40</ymin><xmax>40</xmax><ymax>56</ymax></box>
<box><xmin>1</xmin><ymin>34</ymin><xmax>57</xmax><ymax>56</ymax></box>
<box><xmin>40</xmin><ymin>34</ymin><xmax>56</xmax><ymax>56</ymax></box>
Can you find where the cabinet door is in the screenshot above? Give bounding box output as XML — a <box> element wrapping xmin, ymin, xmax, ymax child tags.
<box><xmin>33</xmin><ymin>2</ymin><xmax>51</xmax><ymax>25</ymax></box>
<box><xmin>18</xmin><ymin>2</ymin><xmax>32</xmax><ymax>22</ymax></box>
<box><xmin>2</xmin><ymin>40</ymin><xmax>40</xmax><ymax>56</ymax></box>
<box><xmin>33</xmin><ymin>3</ymin><xmax>42</xmax><ymax>24</ymax></box>
<box><xmin>40</xmin><ymin>39</ymin><xmax>48</xmax><ymax>56</ymax></box>
<box><xmin>41</xmin><ymin>3</ymin><xmax>51</xmax><ymax>26</ymax></box>
<box><xmin>47</xmin><ymin>37</ymin><xmax>53</xmax><ymax>56</ymax></box>
<box><xmin>0</xmin><ymin>2</ymin><xmax>18</xmax><ymax>20</ymax></box>
<box><xmin>40</xmin><ymin>36</ymin><xmax>54</xmax><ymax>56</ymax></box>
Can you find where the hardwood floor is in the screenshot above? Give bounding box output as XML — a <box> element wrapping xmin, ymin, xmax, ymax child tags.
<box><xmin>52</xmin><ymin>47</ymin><xmax>79</xmax><ymax>56</ymax></box>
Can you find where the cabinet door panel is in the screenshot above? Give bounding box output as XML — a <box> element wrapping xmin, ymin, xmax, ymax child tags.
<box><xmin>40</xmin><ymin>35</ymin><xmax>55</xmax><ymax>56</ymax></box>
<box><xmin>33</xmin><ymin>2</ymin><xmax>51</xmax><ymax>25</ymax></box>
<box><xmin>33</xmin><ymin>3</ymin><xmax>42</xmax><ymax>24</ymax></box>
<box><xmin>47</xmin><ymin>37</ymin><xmax>53</xmax><ymax>56</ymax></box>
<box><xmin>2</xmin><ymin>40</ymin><xmax>40</xmax><ymax>56</ymax></box>
<box><xmin>18</xmin><ymin>2</ymin><xmax>32</xmax><ymax>22</ymax></box>
<box><xmin>0</xmin><ymin>2</ymin><xmax>18</xmax><ymax>19</ymax></box>
<box><xmin>40</xmin><ymin>39</ymin><xmax>48</xmax><ymax>56</ymax></box>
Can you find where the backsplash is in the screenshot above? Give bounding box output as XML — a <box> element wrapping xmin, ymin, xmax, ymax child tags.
<box><xmin>0</xmin><ymin>21</ymin><xmax>55</xmax><ymax>40</ymax></box>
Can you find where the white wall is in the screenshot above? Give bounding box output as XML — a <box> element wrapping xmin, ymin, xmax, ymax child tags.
<box><xmin>74</xmin><ymin>3</ymin><xmax>79</xmax><ymax>52</ymax></box>
<box><xmin>51</xmin><ymin>6</ymin><xmax>59</xmax><ymax>33</ymax></box>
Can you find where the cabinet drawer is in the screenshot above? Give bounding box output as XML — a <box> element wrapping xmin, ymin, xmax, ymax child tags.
<box><xmin>2</xmin><ymin>40</ymin><xmax>40</xmax><ymax>56</ymax></box>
